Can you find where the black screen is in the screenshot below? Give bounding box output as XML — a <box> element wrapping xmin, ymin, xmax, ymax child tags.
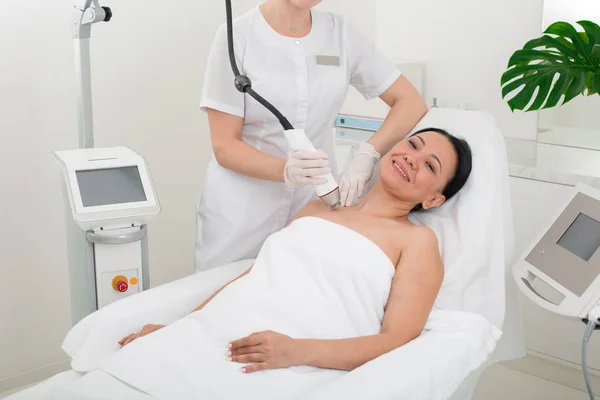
<box><xmin>76</xmin><ymin>166</ymin><xmax>147</xmax><ymax>207</ymax></box>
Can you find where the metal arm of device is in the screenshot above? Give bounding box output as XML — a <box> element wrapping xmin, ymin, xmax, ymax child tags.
<box><xmin>73</xmin><ymin>0</ymin><xmax>112</xmax><ymax>149</ymax></box>
<box><xmin>73</xmin><ymin>0</ymin><xmax>112</xmax><ymax>39</ymax></box>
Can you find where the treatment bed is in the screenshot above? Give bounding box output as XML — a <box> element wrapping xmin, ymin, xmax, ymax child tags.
<box><xmin>5</xmin><ymin>108</ymin><xmax>523</xmax><ymax>399</ymax></box>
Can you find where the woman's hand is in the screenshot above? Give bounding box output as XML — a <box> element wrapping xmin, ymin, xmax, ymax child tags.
<box><xmin>228</xmin><ymin>330</ymin><xmax>301</xmax><ymax>373</ymax></box>
<box><xmin>119</xmin><ymin>324</ymin><xmax>165</xmax><ymax>347</ymax></box>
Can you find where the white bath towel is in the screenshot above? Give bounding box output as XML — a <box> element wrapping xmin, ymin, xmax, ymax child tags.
<box><xmin>67</xmin><ymin>216</ymin><xmax>395</xmax><ymax>400</ymax></box>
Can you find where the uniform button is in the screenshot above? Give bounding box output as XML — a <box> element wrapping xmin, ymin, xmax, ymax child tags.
<box><xmin>295</xmin><ymin>40</ymin><xmax>301</xmax><ymax>45</ymax></box>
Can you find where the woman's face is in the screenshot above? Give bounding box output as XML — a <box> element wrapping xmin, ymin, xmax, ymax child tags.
<box><xmin>287</xmin><ymin>0</ymin><xmax>323</xmax><ymax>9</ymax></box>
<box><xmin>379</xmin><ymin>131</ymin><xmax>459</xmax><ymax>210</ymax></box>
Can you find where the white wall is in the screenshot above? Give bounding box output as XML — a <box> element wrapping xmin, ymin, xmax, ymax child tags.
<box><xmin>0</xmin><ymin>0</ymin><xmax>377</xmax><ymax>391</ymax></box>
<box><xmin>538</xmin><ymin>0</ymin><xmax>600</xmax><ymax>133</ymax></box>
<box><xmin>2</xmin><ymin>0</ymin><xmax>561</xmax><ymax>391</ymax></box>
<box><xmin>377</xmin><ymin>0</ymin><xmax>544</xmax><ymax>140</ymax></box>
<box><xmin>539</xmin><ymin>96</ymin><xmax>600</xmax><ymax>132</ymax></box>
<box><xmin>1</xmin><ymin>0</ymin><xmax>79</xmax><ymax>386</ymax></box>
<box><xmin>0</xmin><ymin>0</ymin><xmax>222</xmax><ymax>389</ymax></box>
<box><xmin>542</xmin><ymin>0</ymin><xmax>600</xmax><ymax>25</ymax></box>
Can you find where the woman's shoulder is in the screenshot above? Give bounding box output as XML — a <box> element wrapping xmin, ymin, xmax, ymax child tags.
<box><xmin>393</xmin><ymin>222</ymin><xmax>439</xmax><ymax>256</ymax></box>
<box><xmin>233</xmin><ymin>6</ymin><xmax>261</xmax><ymax>28</ymax></box>
<box><xmin>395</xmin><ymin>224</ymin><xmax>443</xmax><ymax>278</ymax></box>
<box><xmin>313</xmin><ymin>9</ymin><xmax>353</xmax><ymax>31</ymax></box>
<box><xmin>312</xmin><ymin>9</ymin><xmax>365</xmax><ymax>37</ymax></box>
<box><xmin>407</xmin><ymin>224</ymin><xmax>439</xmax><ymax>248</ymax></box>
<box><xmin>213</xmin><ymin>6</ymin><xmax>259</xmax><ymax>40</ymax></box>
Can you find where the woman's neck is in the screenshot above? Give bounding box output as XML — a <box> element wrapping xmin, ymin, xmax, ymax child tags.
<box><xmin>260</xmin><ymin>0</ymin><xmax>313</xmax><ymax>37</ymax></box>
<box><xmin>353</xmin><ymin>182</ymin><xmax>414</xmax><ymax>221</ymax></box>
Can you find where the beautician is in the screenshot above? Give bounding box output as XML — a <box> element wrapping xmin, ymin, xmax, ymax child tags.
<box><xmin>195</xmin><ymin>0</ymin><xmax>427</xmax><ymax>273</ymax></box>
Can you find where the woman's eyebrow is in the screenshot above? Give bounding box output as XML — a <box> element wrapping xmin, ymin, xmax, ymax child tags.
<box><xmin>417</xmin><ymin>136</ymin><xmax>442</xmax><ymax>172</ymax></box>
<box><xmin>432</xmin><ymin>154</ymin><xmax>442</xmax><ymax>172</ymax></box>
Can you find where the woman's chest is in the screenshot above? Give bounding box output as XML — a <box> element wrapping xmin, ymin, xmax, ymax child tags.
<box><xmin>312</xmin><ymin>212</ymin><xmax>406</xmax><ymax>267</ymax></box>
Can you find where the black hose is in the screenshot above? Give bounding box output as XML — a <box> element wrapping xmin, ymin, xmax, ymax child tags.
<box><xmin>583</xmin><ymin>320</ymin><xmax>596</xmax><ymax>400</ymax></box>
<box><xmin>225</xmin><ymin>0</ymin><xmax>240</xmax><ymax>77</ymax></box>
<box><xmin>224</xmin><ymin>0</ymin><xmax>294</xmax><ymax>131</ymax></box>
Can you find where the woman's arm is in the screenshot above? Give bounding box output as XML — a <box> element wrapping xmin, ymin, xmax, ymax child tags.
<box><xmin>367</xmin><ymin>76</ymin><xmax>428</xmax><ymax>156</ymax></box>
<box><xmin>229</xmin><ymin>227</ymin><xmax>443</xmax><ymax>371</ymax></box>
<box><xmin>338</xmin><ymin>76</ymin><xmax>427</xmax><ymax>206</ymax></box>
<box><xmin>297</xmin><ymin>227</ymin><xmax>443</xmax><ymax>370</ymax></box>
<box><xmin>208</xmin><ymin>109</ymin><xmax>286</xmax><ymax>182</ymax></box>
<box><xmin>120</xmin><ymin>266</ymin><xmax>253</xmax><ymax>347</ymax></box>
<box><xmin>190</xmin><ymin>265</ymin><xmax>252</xmax><ymax>313</ymax></box>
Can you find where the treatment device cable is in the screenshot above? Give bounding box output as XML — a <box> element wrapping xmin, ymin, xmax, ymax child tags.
<box><xmin>583</xmin><ymin>318</ymin><xmax>598</xmax><ymax>400</ymax></box>
<box><xmin>225</xmin><ymin>0</ymin><xmax>294</xmax><ymax>131</ymax></box>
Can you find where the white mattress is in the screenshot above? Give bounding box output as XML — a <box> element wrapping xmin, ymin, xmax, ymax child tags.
<box><xmin>4</xmin><ymin>371</ymin><xmax>82</xmax><ymax>400</ymax></box>
<box><xmin>4</xmin><ymin>370</ymin><xmax>154</xmax><ymax>400</ymax></box>
<box><xmin>6</xmin><ymin>367</ymin><xmax>482</xmax><ymax>400</ymax></box>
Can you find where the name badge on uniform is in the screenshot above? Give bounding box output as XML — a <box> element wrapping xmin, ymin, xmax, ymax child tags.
<box><xmin>316</xmin><ymin>55</ymin><xmax>340</xmax><ymax>66</ymax></box>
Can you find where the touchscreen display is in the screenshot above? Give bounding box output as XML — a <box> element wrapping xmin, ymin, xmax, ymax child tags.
<box><xmin>76</xmin><ymin>166</ymin><xmax>147</xmax><ymax>207</ymax></box>
<box><xmin>557</xmin><ymin>213</ymin><xmax>600</xmax><ymax>262</ymax></box>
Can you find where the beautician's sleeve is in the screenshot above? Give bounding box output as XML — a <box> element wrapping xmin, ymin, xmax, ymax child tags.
<box><xmin>199</xmin><ymin>24</ymin><xmax>245</xmax><ymax>118</ymax></box>
<box><xmin>345</xmin><ymin>22</ymin><xmax>402</xmax><ymax>100</ymax></box>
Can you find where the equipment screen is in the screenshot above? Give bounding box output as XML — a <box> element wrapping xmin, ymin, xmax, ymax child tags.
<box><xmin>76</xmin><ymin>166</ymin><xmax>147</xmax><ymax>207</ymax></box>
<box><xmin>557</xmin><ymin>213</ymin><xmax>600</xmax><ymax>262</ymax></box>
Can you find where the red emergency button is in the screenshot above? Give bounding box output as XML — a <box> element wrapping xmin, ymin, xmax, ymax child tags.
<box><xmin>112</xmin><ymin>275</ymin><xmax>129</xmax><ymax>293</ymax></box>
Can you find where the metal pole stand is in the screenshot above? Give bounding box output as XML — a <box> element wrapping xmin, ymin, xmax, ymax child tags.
<box><xmin>73</xmin><ymin>0</ymin><xmax>112</xmax><ymax>148</ymax></box>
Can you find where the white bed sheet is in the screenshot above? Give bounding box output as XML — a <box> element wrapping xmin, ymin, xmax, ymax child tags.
<box><xmin>5</xmin><ymin>312</ymin><xmax>496</xmax><ymax>400</ymax></box>
<box><xmin>4</xmin><ymin>261</ymin><xmax>499</xmax><ymax>400</ymax></box>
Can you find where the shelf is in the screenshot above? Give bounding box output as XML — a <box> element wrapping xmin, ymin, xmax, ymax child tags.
<box><xmin>333</xmin><ymin>116</ymin><xmax>600</xmax><ymax>190</ymax></box>
<box><xmin>505</xmin><ymin>137</ymin><xmax>600</xmax><ymax>189</ymax></box>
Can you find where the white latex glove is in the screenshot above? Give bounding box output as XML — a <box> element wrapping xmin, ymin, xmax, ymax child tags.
<box><xmin>284</xmin><ymin>149</ymin><xmax>331</xmax><ymax>187</ymax></box>
<box><xmin>339</xmin><ymin>142</ymin><xmax>381</xmax><ymax>207</ymax></box>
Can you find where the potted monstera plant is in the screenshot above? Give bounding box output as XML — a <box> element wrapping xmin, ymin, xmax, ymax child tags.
<box><xmin>501</xmin><ymin>20</ymin><xmax>600</xmax><ymax>111</ymax></box>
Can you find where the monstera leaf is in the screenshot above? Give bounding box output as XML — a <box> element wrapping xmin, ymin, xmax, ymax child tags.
<box><xmin>501</xmin><ymin>20</ymin><xmax>600</xmax><ymax>112</ymax></box>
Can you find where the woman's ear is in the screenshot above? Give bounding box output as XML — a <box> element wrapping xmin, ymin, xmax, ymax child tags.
<box><xmin>422</xmin><ymin>194</ymin><xmax>446</xmax><ymax>210</ymax></box>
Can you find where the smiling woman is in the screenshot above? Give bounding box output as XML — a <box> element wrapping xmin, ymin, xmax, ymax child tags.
<box><xmin>46</xmin><ymin>130</ymin><xmax>473</xmax><ymax>399</ymax></box>
<box><xmin>382</xmin><ymin>128</ymin><xmax>473</xmax><ymax>212</ymax></box>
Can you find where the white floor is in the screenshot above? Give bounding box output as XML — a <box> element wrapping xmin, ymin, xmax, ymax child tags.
<box><xmin>0</xmin><ymin>386</ymin><xmax>31</xmax><ymax>399</ymax></box>
<box><xmin>1</xmin><ymin>364</ymin><xmax>597</xmax><ymax>399</ymax></box>
<box><xmin>473</xmin><ymin>364</ymin><xmax>597</xmax><ymax>400</ymax></box>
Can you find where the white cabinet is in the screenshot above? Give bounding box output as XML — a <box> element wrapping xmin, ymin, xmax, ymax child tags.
<box><xmin>510</xmin><ymin>176</ymin><xmax>600</xmax><ymax>370</ymax></box>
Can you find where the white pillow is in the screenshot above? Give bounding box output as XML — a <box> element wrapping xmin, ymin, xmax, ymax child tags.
<box><xmin>367</xmin><ymin>108</ymin><xmax>513</xmax><ymax>331</ymax></box>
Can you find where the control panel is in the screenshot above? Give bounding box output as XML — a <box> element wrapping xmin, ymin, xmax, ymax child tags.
<box><xmin>99</xmin><ymin>269</ymin><xmax>140</xmax><ymax>306</ymax></box>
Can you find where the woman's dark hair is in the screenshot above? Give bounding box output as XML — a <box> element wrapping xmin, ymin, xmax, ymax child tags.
<box><xmin>411</xmin><ymin>127</ymin><xmax>472</xmax><ymax>212</ymax></box>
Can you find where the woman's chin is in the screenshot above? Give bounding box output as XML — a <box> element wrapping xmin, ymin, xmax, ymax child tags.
<box><xmin>380</xmin><ymin>170</ymin><xmax>410</xmax><ymax>194</ymax></box>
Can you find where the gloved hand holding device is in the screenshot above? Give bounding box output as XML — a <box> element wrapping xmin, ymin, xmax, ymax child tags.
<box><xmin>284</xmin><ymin>150</ymin><xmax>331</xmax><ymax>188</ymax></box>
